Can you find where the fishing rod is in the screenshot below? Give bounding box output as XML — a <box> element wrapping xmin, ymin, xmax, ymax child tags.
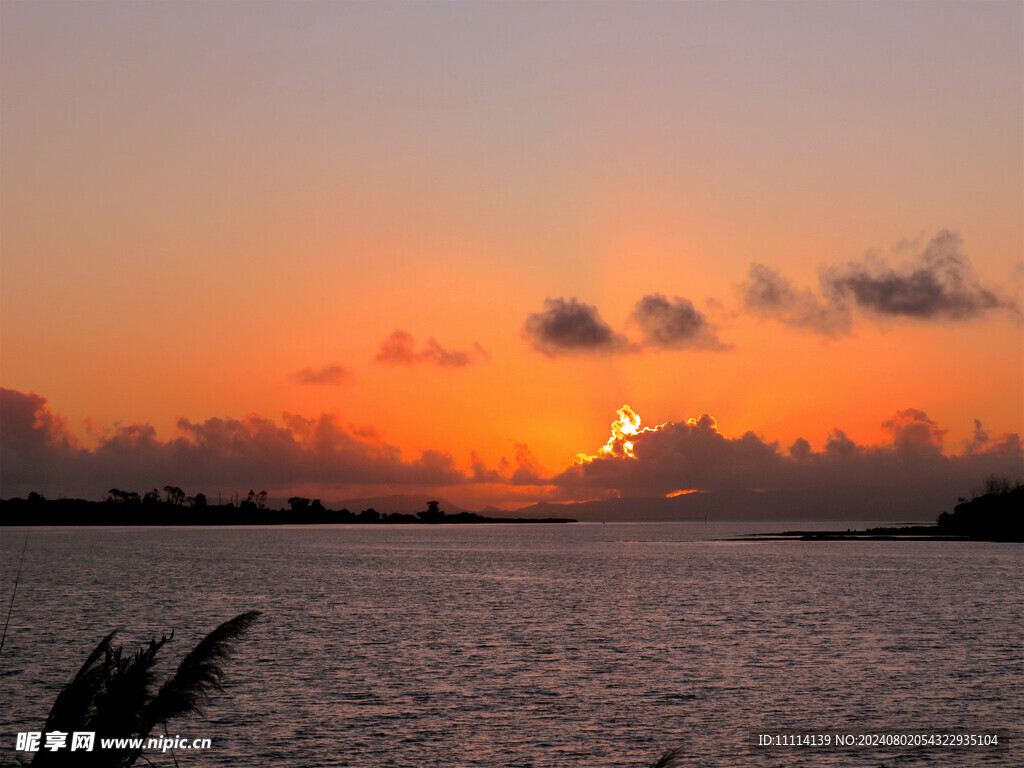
<box><xmin>0</xmin><ymin>527</ymin><xmax>30</xmax><ymax>657</ymax></box>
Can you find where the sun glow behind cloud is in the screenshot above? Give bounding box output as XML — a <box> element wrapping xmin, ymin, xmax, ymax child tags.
<box><xmin>666</xmin><ymin>489</ymin><xmax>702</xmax><ymax>498</ymax></box>
<box><xmin>574</xmin><ymin>404</ymin><xmax>667</xmax><ymax>462</ymax></box>
<box><xmin>3</xmin><ymin>387</ymin><xmax>1022</xmax><ymax>521</ymax></box>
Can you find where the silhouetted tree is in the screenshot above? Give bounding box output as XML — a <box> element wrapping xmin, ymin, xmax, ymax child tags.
<box><xmin>107</xmin><ymin>489</ymin><xmax>140</xmax><ymax>504</ymax></box>
<box><xmin>418</xmin><ymin>500</ymin><xmax>445</xmax><ymax>523</ymax></box>
<box><xmin>288</xmin><ymin>496</ymin><xmax>311</xmax><ymax>514</ymax></box>
<box><xmin>163</xmin><ymin>485</ymin><xmax>186</xmax><ymax>506</ymax></box>
<box><xmin>984</xmin><ymin>474</ymin><xmax>1013</xmax><ymax>495</ymax></box>
<box><xmin>142</xmin><ymin>489</ymin><xmax>161</xmax><ymax>506</ymax></box>
<box><xmin>242</xmin><ymin>490</ymin><xmax>268</xmax><ymax>510</ymax></box>
<box><xmin>192</xmin><ymin>492</ymin><xmax>207</xmax><ymax>508</ymax></box>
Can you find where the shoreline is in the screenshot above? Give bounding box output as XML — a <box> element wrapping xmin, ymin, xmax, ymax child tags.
<box><xmin>732</xmin><ymin>527</ymin><xmax>1022</xmax><ymax>543</ymax></box>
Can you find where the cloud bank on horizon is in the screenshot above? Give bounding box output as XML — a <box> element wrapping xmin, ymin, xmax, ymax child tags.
<box><xmin>2</xmin><ymin>388</ymin><xmax>1020</xmax><ymax>515</ymax></box>
<box><xmin>555</xmin><ymin>406</ymin><xmax>1021</xmax><ymax>502</ymax></box>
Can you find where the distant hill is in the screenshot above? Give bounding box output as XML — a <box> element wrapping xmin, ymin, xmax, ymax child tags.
<box><xmin>737</xmin><ymin>479</ymin><xmax>1023</xmax><ymax>541</ymax></box>
<box><xmin>508</xmin><ymin>485</ymin><xmax>963</xmax><ymax>523</ymax></box>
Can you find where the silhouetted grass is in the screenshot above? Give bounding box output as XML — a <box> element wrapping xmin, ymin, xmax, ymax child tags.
<box><xmin>16</xmin><ymin>611</ymin><xmax>687</xmax><ymax>767</ymax></box>
<box><xmin>24</xmin><ymin>612</ymin><xmax>259</xmax><ymax>767</ymax></box>
<box><xmin>647</xmin><ymin>747</ymin><xmax>685</xmax><ymax>767</ymax></box>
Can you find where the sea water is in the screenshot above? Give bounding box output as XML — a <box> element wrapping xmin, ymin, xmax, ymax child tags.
<box><xmin>1</xmin><ymin>523</ymin><xmax>1020</xmax><ymax>767</ymax></box>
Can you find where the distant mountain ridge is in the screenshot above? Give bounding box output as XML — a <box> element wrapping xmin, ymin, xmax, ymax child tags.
<box><xmin>327</xmin><ymin>485</ymin><xmax>971</xmax><ymax>522</ymax></box>
<box><xmin>507</xmin><ymin>485</ymin><xmax>964</xmax><ymax>523</ymax></box>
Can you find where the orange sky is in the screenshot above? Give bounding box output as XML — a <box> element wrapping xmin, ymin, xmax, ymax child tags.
<box><xmin>2</xmin><ymin>2</ymin><xmax>1021</xmax><ymax>507</ymax></box>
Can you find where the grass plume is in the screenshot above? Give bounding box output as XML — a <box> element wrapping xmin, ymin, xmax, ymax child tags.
<box><xmin>145</xmin><ymin>611</ymin><xmax>260</xmax><ymax>724</ymax></box>
<box><xmin>26</xmin><ymin>612</ymin><xmax>260</xmax><ymax>767</ymax></box>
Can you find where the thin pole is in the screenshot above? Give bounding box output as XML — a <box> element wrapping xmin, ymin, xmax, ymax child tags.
<box><xmin>0</xmin><ymin>527</ymin><xmax>30</xmax><ymax>657</ymax></box>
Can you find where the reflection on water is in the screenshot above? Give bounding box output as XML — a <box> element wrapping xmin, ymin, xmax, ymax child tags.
<box><xmin>1</xmin><ymin>523</ymin><xmax>1020</xmax><ymax>767</ymax></box>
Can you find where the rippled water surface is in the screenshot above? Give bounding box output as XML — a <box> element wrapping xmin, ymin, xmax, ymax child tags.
<box><xmin>1</xmin><ymin>523</ymin><xmax>1021</xmax><ymax>767</ymax></box>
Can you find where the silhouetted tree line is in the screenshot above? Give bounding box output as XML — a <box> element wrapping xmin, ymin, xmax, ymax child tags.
<box><xmin>854</xmin><ymin>474</ymin><xmax>1024</xmax><ymax>542</ymax></box>
<box><xmin>936</xmin><ymin>474</ymin><xmax>1023</xmax><ymax>541</ymax></box>
<box><xmin>0</xmin><ymin>492</ymin><xmax>575</xmax><ymax>526</ymax></box>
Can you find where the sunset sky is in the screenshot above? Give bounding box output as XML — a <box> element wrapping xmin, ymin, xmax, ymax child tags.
<box><xmin>2</xmin><ymin>1</ymin><xmax>1021</xmax><ymax>512</ymax></box>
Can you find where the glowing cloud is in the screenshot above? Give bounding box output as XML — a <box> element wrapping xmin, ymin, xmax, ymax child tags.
<box><xmin>575</xmin><ymin>404</ymin><xmax>667</xmax><ymax>461</ymax></box>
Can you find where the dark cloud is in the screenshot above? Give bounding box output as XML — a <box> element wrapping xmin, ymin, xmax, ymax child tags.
<box><xmin>523</xmin><ymin>297</ymin><xmax>635</xmax><ymax>357</ymax></box>
<box><xmin>881</xmin><ymin>408</ymin><xmax>947</xmax><ymax>451</ymax></box>
<box><xmin>467</xmin><ymin>442</ymin><xmax>548</xmax><ymax>487</ymax></box>
<box><xmin>741</xmin><ymin>264</ymin><xmax>852</xmax><ymax>335</ymax></box>
<box><xmin>0</xmin><ymin>389</ymin><xmax>82</xmax><ymax>493</ymax></box>
<box><xmin>553</xmin><ymin>413</ymin><xmax>782</xmax><ymax>497</ymax></box>
<box><xmin>824</xmin><ymin>230</ymin><xmax>1014</xmax><ymax>320</ymax></box>
<box><xmin>742</xmin><ymin>231</ymin><xmax>1014</xmax><ymax>334</ymax></box>
<box><xmin>966</xmin><ymin>418</ymin><xmax>990</xmax><ymax>453</ymax></box>
<box><xmin>550</xmin><ymin>407</ymin><xmax>1022</xmax><ymax>508</ymax></box>
<box><xmin>291</xmin><ymin>364</ymin><xmax>350</xmax><ymax>385</ymax></box>
<box><xmin>0</xmin><ymin>388</ymin><xmax>559</xmax><ymax>503</ymax></box>
<box><xmin>788</xmin><ymin>437</ymin><xmax>812</xmax><ymax>459</ymax></box>
<box><xmin>823</xmin><ymin>429</ymin><xmax>858</xmax><ymax>458</ymax></box>
<box><xmin>629</xmin><ymin>294</ymin><xmax>730</xmax><ymax>350</ymax></box>
<box><xmin>505</xmin><ymin>442</ymin><xmax>549</xmax><ymax>486</ymax></box>
<box><xmin>375</xmin><ymin>330</ymin><xmax>419</xmax><ymax>364</ymax></box>
<box><xmin>375</xmin><ymin>330</ymin><xmax>488</xmax><ymax>367</ymax></box>
<box><xmin>0</xmin><ymin>388</ymin><xmax>476</xmax><ymax>499</ymax></box>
